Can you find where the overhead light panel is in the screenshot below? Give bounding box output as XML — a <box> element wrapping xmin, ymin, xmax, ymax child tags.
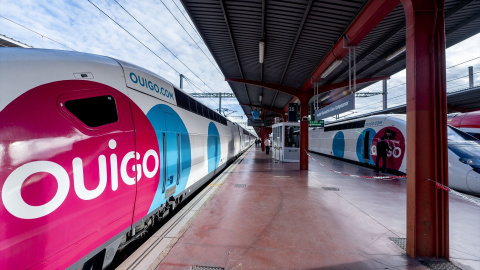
<box><xmin>321</xmin><ymin>59</ymin><xmax>343</xmax><ymax>78</ymax></box>
<box><xmin>259</xmin><ymin>41</ymin><xmax>265</xmax><ymax>63</ymax></box>
<box><xmin>386</xmin><ymin>45</ymin><xmax>406</xmax><ymax>61</ymax></box>
<box><xmin>259</xmin><ymin>95</ymin><xmax>263</xmax><ymax>102</ymax></box>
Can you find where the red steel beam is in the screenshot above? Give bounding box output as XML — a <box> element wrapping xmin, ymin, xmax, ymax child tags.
<box><xmin>301</xmin><ymin>0</ymin><xmax>400</xmax><ymax>92</ymax></box>
<box><xmin>299</xmin><ymin>103</ymin><xmax>309</xmax><ymax>170</ymax></box>
<box><xmin>401</xmin><ymin>0</ymin><xmax>449</xmax><ymax>259</ymax></box>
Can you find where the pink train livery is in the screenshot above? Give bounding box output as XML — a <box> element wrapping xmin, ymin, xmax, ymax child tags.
<box><xmin>0</xmin><ymin>48</ymin><xmax>254</xmax><ymax>269</ymax></box>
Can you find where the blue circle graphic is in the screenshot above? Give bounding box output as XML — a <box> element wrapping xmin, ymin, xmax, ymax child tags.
<box><xmin>355</xmin><ymin>128</ymin><xmax>376</xmax><ymax>165</ymax></box>
<box><xmin>332</xmin><ymin>131</ymin><xmax>345</xmax><ymax>158</ymax></box>
<box><xmin>146</xmin><ymin>105</ymin><xmax>191</xmax><ymax>213</ymax></box>
<box><xmin>207</xmin><ymin>122</ymin><xmax>221</xmax><ymax>173</ymax></box>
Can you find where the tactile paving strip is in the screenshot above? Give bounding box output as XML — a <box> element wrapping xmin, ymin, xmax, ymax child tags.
<box><xmin>389</xmin><ymin>237</ymin><xmax>462</xmax><ymax>269</ymax></box>
<box><xmin>420</xmin><ymin>260</ymin><xmax>462</xmax><ymax>270</ymax></box>
<box><xmin>389</xmin><ymin>237</ymin><xmax>406</xmax><ymax>251</ymax></box>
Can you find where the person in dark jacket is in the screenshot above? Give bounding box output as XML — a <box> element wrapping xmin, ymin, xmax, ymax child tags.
<box><xmin>374</xmin><ymin>137</ymin><xmax>392</xmax><ymax>173</ymax></box>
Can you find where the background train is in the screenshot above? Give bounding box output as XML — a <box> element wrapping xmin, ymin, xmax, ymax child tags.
<box><xmin>448</xmin><ymin>111</ymin><xmax>480</xmax><ymax>139</ymax></box>
<box><xmin>309</xmin><ymin>114</ymin><xmax>480</xmax><ymax>195</ymax></box>
<box><xmin>0</xmin><ymin>48</ymin><xmax>254</xmax><ymax>269</ymax></box>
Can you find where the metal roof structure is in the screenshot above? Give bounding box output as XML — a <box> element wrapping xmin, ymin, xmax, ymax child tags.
<box><xmin>319</xmin><ymin>85</ymin><xmax>480</xmax><ymax>125</ymax></box>
<box><xmin>180</xmin><ymin>0</ymin><xmax>480</xmax><ymax>131</ymax></box>
<box><xmin>0</xmin><ymin>34</ymin><xmax>31</xmax><ymax>48</ymax></box>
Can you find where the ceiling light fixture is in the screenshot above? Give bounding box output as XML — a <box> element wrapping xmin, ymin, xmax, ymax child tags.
<box><xmin>386</xmin><ymin>45</ymin><xmax>406</xmax><ymax>61</ymax></box>
<box><xmin>259</xmin><ymin>41</ymin><xmax>265</xmax><ymax>63</ymax></box>
<box><xmin>320</xmin><ymin>95</ymin><xmax>329</xmax><ymax>102</ymax></box>
<box><xmin>259</xmin><ymin>95</ymin><xmax>263</xmax><ymax>102</ymax></box>
<box><xmin>320</xmin><ymin>59</ymin><xmax>343</xmax><ymax>78</ymax></box>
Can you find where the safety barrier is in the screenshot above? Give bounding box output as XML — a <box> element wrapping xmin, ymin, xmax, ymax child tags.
<box><xmin>426</xmin><ymin>178</ymin><xmax>480</xmax><ymax>207</ymax></box>
<box><xmin>305</xmin><ymin>150</ymin><xmax>480</xmax><ymax>206</ymax></box>
<box><xmin>305</xmin><ymin>150</ymin><xmax>406</xmax><ymax>180</ymax></box>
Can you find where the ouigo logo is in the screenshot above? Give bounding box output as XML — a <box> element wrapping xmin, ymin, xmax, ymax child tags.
<box><xmin>129</xmin><ymin>72</ymin><xmax>175</xmax><ymax>100</ymax></box>
<box><xmin>2</xmin><ymin>139</ymin><xmax>159</xmax><ymax>219</ymax></box>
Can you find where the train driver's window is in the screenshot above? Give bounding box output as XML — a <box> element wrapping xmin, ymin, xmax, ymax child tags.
<box><xmin>65</xmin><ymin>95</ymin><xmax>118</xmax><ymax>127</ymax></box>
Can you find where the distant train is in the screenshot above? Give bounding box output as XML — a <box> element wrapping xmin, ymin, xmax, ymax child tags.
<box><xmin>448</xmin><ymin>111</ymin><xmax>480</xmax><ymax>139</ymax></box>
<box><xmin>309</xmin><ymin>114</ymin><xmax>480</xmax><ymax>195</ymax></box>
<box><xmin>0</xmin><ymin>48</ymin><xmax>254</xmax><ymax>269</ymax></box>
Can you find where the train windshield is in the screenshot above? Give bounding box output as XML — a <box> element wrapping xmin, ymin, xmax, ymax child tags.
<box><xmin>447</xmin><ymin>125</ymin><xmax>477</xmax><ymax>141</ymax></box>
<box><xmin>447</xmin><ymin>126</ymin><xmax>480</xmax><ymax>169</ymax></box>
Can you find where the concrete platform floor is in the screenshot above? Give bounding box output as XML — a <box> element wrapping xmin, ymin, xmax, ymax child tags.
<box><xmin>157</xmin><ymin>147</ymin><xmax>480</xmax><ymax>270</ymax></box>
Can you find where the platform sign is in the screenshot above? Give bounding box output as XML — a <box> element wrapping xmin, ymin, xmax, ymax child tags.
<box><xmin>248</xmin><ymin>119</ymin><xmax>264</xmax><ymax>127</ymax></box>
<box><xmin>288</xmin><ymin>103</ymin><xmax>298</xmax><ymax>122</ymax></box>
<box><xmin>309</xmin><ymin>120</ymin><xmax>324</xmax><ymax>127</ymax></box>
<box><xmin>315</xmin><ymin>94</ymin><xmax>354</xmax><ymax>119</ymax></box>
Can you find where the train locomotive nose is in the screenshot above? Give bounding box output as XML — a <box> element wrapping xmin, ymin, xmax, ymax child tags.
<box><xmin>466</xmin><ymin>169</ymin><xmax>480</xmax><ymax>195</ymax></box>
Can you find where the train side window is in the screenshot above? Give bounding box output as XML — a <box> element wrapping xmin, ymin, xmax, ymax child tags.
<box><xmin>65</xmin><ymin>95</ymin><xmax>118</xmax><ymax>127</ymax></box>
<box><xmin>174</xmin><ymin>88</ymin><xmax>190</xmax><ymax>111</ymax></box>
<box><xmin>469</xmin><ymin>133</ymin><xmax>480</xmax><ymax>140</ymax></box>
<box><xmin>204</xmin><ymin>106</ymin><xmax>210</xmax><ymax>119</ymax></box>
<box><xmin>190</xmin><ymin>99</ymin><xmax>197</xmax><ymax>114</ymax></box>
<box><xmin>198</xmin><ymin>103</ymin><xmax>204</xmax><ymax>116</ymax></box>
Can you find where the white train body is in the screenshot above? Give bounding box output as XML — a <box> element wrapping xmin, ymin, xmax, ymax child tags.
<box><xmin>309</xmin><ymin>114</ymin><xmax>480</xmax><ymax>195</ymax></box>
<box><xmin>0</xmin><ymin>48</ymin><xmax>253</xmax><ymax>269</ymax></box>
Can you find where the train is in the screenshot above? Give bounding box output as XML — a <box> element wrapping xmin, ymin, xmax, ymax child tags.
<box><xmin>309</xmin><ymin>114</ymin><xmax>480</xmax><ymax>195</ymax></box>
<box><xmin>448</xmin><ymin>111</ymin><xmax>480</xmax><ymax>139</ymax></box>
<box><xmin>0</xmin><ymin>48</ymin><xmax>255</xmax><ymax>269</ymax></box>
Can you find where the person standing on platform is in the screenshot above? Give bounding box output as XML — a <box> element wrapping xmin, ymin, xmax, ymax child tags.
<box><xmin>374</xmin><ymin>137</ymin><xmax>392</xmax><ymax>173</ymax></box>
<box><xmin>265</xmin><ymin>138</ymin><xmax>271</xmax><ymax>155</ymax></box>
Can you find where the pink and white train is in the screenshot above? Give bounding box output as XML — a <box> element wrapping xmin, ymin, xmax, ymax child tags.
<box><xmin>0</xmin><ymin>48</ymin><xmax>254</xmax><ymax>269</ymax></box>
<box><xmin>309</xmin><ymin>114</ymin><xmax>480</xmax><ymax>195</ymax></box>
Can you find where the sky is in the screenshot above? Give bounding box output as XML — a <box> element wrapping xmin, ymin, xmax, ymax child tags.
<box><xmin>1</xmin><ymin>0</ymin><xmax>479</xmax><ymax>127</ymax></box>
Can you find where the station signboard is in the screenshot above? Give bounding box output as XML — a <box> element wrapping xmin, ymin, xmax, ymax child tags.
<box><xmin>309</xmin><ymin>120</ymin><xmax>324</xmax><ymax>127</ymax></box>
<box><xmin>247</xmin><ymin>119</ymin><xmax>264</xmax><ymax>127</ymax></box>
<box><xmin>315</xmin><ymin>94</ymin><xmax>354</xmax><ymax>119</ymax></box>
<box><xmin>288</xmin><ymin>103</ymin><xmax>298</xmax><ymax>122</ymax></box>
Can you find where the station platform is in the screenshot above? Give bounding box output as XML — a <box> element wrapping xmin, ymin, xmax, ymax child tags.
<box><xmin>120</xmin><ymin>147</ymin><xmax>480</xmax><ymax>270</ymax></box>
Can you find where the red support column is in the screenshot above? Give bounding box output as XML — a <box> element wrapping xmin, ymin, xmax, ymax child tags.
<box><xmin>401</xmin><ymin>0</ymin><xmax>448</xmax><ymax>259</ymax></box>
<box><xmin>299</xmin><ymin>102</ymin><xmax>309</xmax><ymax>170</ymax></box>
<box><xmin>261</xmin><ymin>126</ymin><xmax>265</xmax><ymax>152</ymax></box>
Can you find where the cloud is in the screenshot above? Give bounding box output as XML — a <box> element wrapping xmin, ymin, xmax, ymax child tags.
<box><xmin>1</xmin><ymin>0</ymin><xmax>478</xmax><ymax>128</ymax></box>
<box><xmin>0</xmin><ymin>0</ymin><xmax>241</xmax><ymax>117</ymax></box>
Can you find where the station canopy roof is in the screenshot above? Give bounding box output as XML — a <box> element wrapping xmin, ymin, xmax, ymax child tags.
<box><xmin>0</xmin><ymin>34</ymin><xmax>31</xmax><ymax>48</ymax></box>
<box><xmin>180</xmin><ymin>0</ymin><xmax>480</xmax><ymax>126</ymax></box>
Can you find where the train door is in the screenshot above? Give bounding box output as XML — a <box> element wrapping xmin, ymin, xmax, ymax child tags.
<box><xmin>163</xmin><ymin>112</ymin><xmax>179</xmax><ymax>197</ymax></box>
<box><xmin>363</xmin><ymin>131</ymin><xmax>370</xmax><ymax>162</ymax></box>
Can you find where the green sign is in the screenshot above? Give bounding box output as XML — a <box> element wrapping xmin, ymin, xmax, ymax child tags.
<box><xmin>309</xmin><ymin>120</ymin><xmax>324</xmax><ymax>127</ymax></box>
